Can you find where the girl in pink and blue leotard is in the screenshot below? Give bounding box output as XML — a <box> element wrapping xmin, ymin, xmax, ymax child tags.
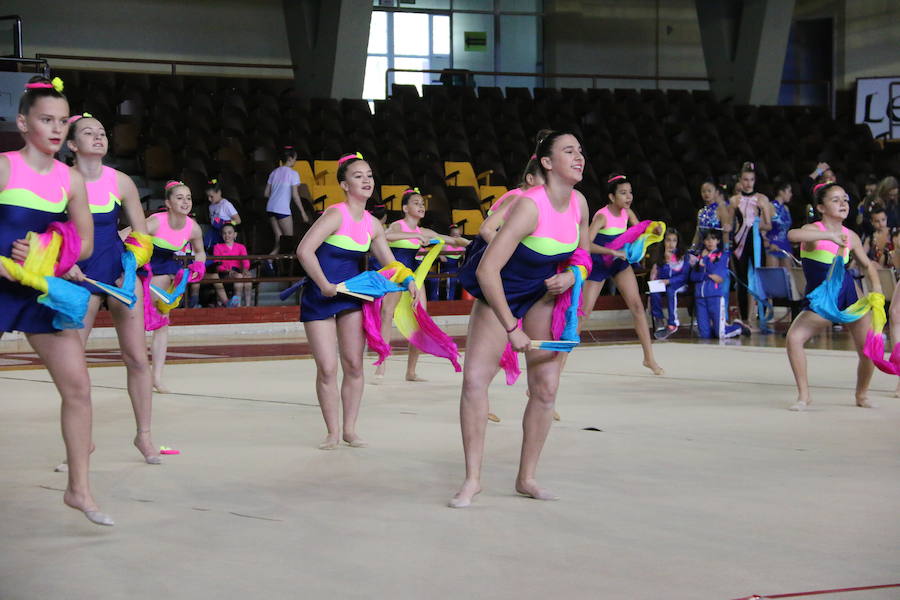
<box><xmin>785</xmin><ymin>183</ymin><xmax>882</xmax><ymax>411</ymax></box>
<box><xmin>64</xmin><ymin>113</ymin><xmax>162</xmax><ymax>465</ymax></box>
<box><xmin>377</xmin><ymin>188</ymin><xmax>465</xmax><ymax>382</ymax></box>
<box><xmin>450</xmin><ymin>131</ymin><xmax>590</xmax><ymax>509</ymax></box>
<box><xmin>579</xmin><ymin>174</ymin><xmax>664</xmax><ymax>375</ymax></box>
<box><xmin>0</xmin><ymin>76</ymin><xmax>112</xmax><ymax>526</ymax></box>
<box><xmin>296</xmin><ymin>154</ymin><xmax>417</xmax><ymax>450</ymax></box>
<box><xmin>144</xmin><ymin>182</ymin><xmax>206</xmax><ymax>393</ymax></box>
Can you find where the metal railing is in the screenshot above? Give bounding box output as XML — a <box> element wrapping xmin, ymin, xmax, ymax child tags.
<box><xmin>36</xmin><ymin>53</ymin><xmax>294</xmax><ymax>77</ymax></box>
<box><xmin>385</xmin><ymin>67</ymin><xmax>711</xmax><ymax>97</ymax></box>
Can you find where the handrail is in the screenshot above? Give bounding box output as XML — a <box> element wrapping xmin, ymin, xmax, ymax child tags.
<box><xmin>36</xmin><ymin>53</ymin><xmax>294</xmax><ymax>77</ymax></box>
<box><xmin>0</xmin><ymin>56</ymin><xmax>49</xmax><ymax>75</ymax></box>
<box><xmin>385</xmin><ymin>67</ymin><xmax>711</xmax><ymax>97</ymax></box>
<box><xmin>0</xmin><ymin>15</ymin><xmax>23</xmax><ymax>58</ymax></box>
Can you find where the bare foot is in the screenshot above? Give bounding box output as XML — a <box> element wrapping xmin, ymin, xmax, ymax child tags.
<box><xmin>643</xmin><ymin>360</ymin><xmax>665</xmax><ymax>376</ymax></box>
<box><xmin>405</xmin><ymin>373</ymin><xmax>427</xmax><ymax>382</ymax></box>
<box><xmin>343</xmin><ymin>433</ymin><xmax>368</xmax><ymax>448</ymax></box>
<box><xmin>788</xmin><ymin>397</ymin><xmax>811</xmax><ymax>411</ymax></box>
<box><xmin>856</xmin><ymin>394</ymin><xmax>877</xmax><ymax>409</ymax></box>
<box><xmin>515</xmin><ymin>478</ymin><xmax>559</xmax><ymax>501</ymax></box>
<box><xmin>153</xmin><ymin>380</ymin><xmax>170</xmax><ymax>394</ymax></box>
<box><xmin>553</xmin><ymin>411</ymin><xmax>561</xmax><ymax>421</ymax></box>
<box><xmin>63</xmin><ymin>488</ymin><xmax>114</xmax><ymax>526</ymax></box>
<box><xmin>448</xmin><ymin>479</ymin><xmax>481</xmax><ymax>508</ymax></box>
<box><xmin>318</xmin><ymin>434</ymin><xmax>341</xmax><ymax>450</ymax></box>
<box><xmin>487</xmin><ymin>413</ymin><xmax>500</xmax><ymax>423</ymax></box>
<box><xmin>54</xmin><ymin>442</ymin><xmax>96</xmax><ymax>472</ymax></box>
<box><xmin>134</xmin><ymin>430</ymin><xmax>162</xmax><ymax>464</ymax></box>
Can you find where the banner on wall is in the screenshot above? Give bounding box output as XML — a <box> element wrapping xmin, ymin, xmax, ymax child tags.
<box><xmin>855</xmin><ymin>76</ymin><xmax>900</xmax><ymax>140</ymax></box>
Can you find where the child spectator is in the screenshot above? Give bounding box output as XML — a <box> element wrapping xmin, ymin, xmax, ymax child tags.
<box><xmin>649</xmin><ymin>230</ymin><xmax>691</xmax><ymax>339</ymax></box>
<box><xmin>691</xmin><ymin>231</ymin><xmax>749</xmax><ymax>339</ymax></box>
<box><xmin>190</xmin><ymin>179</ymin><xmax>243</xmax><ymax>306</ymax></box>
<box><xmin>211</xmin><ymin>223</ymin><xmax>252</xmax><ymax>307</ymax></box>
<box><xmin>861</xmin><ymin>204</ymin><xmax>894</xmax><ymax>267</ymax></box>
<box><xmin>204</xmin><ymin>178</ymin><xmax>241</xmax><ymax>247</ymax></box>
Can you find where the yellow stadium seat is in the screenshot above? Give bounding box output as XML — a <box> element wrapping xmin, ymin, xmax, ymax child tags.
<box><xmin>479</xmin><ymin>185</ymin><xmax>508</xmax><ymax>209</ymax></box>
<box><xmin>292</xmin><ymin>160</ymin><xmax>315</xmax><ymax>187</ymax></box>
<box><xmin>314</xmin><ymin>160</ymin><xmax>339</xmax><ymax>186</ymax></box>
<box><xmin>292</xmin><ymin>160</ymin><xmax>315</xmax><ymax>202</ymax></box>
<box><xmin>444</xmin><ymin>162</ymin><xmax>479</xmax><ymax>189</ymax></box>
<box><xmin>312</xmin><ymin>184</ymin><xmax>345</xmax><ymax>211</ymax></box>
<box><xmin>451</xmin><ymin>209</ymin><xmax>485</xmax><ymax>236</ymax></box>
<box><xmin>381</xmin><ymin>185</ymin><xmax>409</xmax><ymax>211</ymax></box>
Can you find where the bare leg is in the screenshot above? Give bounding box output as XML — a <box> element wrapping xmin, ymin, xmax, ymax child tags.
<box><xmin>268</xmin><ymin>217</ymin><xmax>283</xmax><ymax>255</ymax></box>
<box><xmin>405</xmin><ymin>295</ymin><xmax>426</xmax><ymax>381</ymax></box>
<box><xmin>374</xmin><ymin>291</ymin><xmax>400</xmax><ymax>380</ymax></box>
<box><xmin>516</xmin><ymin>296</ymin><xmax>561</xmax><ymax>501</ymax></box>
<box><xmin>110</xmin><ymin>281</ymin><xmax>161</xmax><ymax>463</ymax></box>
<box><xmin>57</xmin><ymin>295</ymin><xmax>103</xmax><ymax>471</ymax></box>
<box><xmin>209</xmin><ymin>272</ymin><xmax>228</xmax><ymax>305</ymax></box>
<box><xmin>304</xmin><ymin>317</ymin><xmax>342</xmax><ymax>449</ymax></box>
<box><xmin>449</xmin><ymin>300</ymin><xmax>506</xmax><ymax>508</ymax></box>
<box><xmin>150</xmin><ymin>326</ymin><xmax>169</xmax><ymax>393</ymax></box>
<box><xmin>785</xmin><ymin>310</ymin><xmax>829</xmax><ymax>410</ymax></box>
<box><xmin>848</xmin><ymin>313</ymin><xmax>876</xmax><ymax>408</ymax></box>
<box><xmin>336</xmin><ymin>310</ymin><xmax>367</xmax><ymax>446</ymax></box>
<box><xmin>149</xmin><ymin>274</ymin><xmax>172</xmax><ymax>393</ymax></box>
<box><xmin>614</xmin><ymin>267</ymin><xmax>664</xmax><ymax>375</ymax></box>
<box><xmin>28</xmin><ymin>331</ymin><xmax>113</xmax><ymax>525</ymax></box>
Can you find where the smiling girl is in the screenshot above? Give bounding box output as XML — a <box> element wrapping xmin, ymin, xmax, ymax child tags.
<box><xmin>296</xmin><ymin>153</ymin><xmax>417</xmax><ymax>449</ymax></box>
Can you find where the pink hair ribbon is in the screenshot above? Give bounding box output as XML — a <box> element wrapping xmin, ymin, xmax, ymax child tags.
<box><xmin>338</xmin><ymin>152</ymin><xmax>364</xmax><ymax>165</ymax></box>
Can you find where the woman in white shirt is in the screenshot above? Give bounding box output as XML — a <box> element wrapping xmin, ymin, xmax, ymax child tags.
<box><xmin>264</xmin><ymin>147</ymin><xmax>308</xmax><ymax>255</ymax></box>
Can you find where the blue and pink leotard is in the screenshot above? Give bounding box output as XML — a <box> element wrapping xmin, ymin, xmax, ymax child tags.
<box><xmin>587</xmin><ymin>204</ymin><xmax>630</xmax><ymax>282</ymax></box>
<box><xmin>301</xmin><ymin>202</ymin><xmax>378</xmax><ymax>322</ymax></box>
<box><xmin>147</xmin><ymin>212</ymin><xmax>196</xmax><ymax>276</ymax></box>
<box><xmin>459</xmin><ymin>185</ymin><xmax>581</xmax><ymax>318</ymax></box>
<box><xmin>78</xmin><ymin>166</ymin><xmax>125</xmax><ymax>292</ymax></box>
<box><xmin>388</xmin><ymin>219</ymin><xmax>423</xmax><ymax>270</ymax></box>
<box><xmin>800</xmin><ymin>221</ymin><xmax>856</xmax><ymax>314</ymax></box>
<box><xmin>0</xmin><ymin>151</ymin><xmax>72</xmax><ymax>333</ymax></box>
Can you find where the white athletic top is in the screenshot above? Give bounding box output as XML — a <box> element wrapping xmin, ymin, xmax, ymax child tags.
<box><xmin>266</xmin><ymin>166</ymin><xmax>300</xmax><ymax>216</ymax></box>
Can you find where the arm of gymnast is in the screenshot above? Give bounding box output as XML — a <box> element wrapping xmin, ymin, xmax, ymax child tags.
<box><xmin>849</xmin><ymin>229</ymin><xmax>883</xmax><ymax>296</ymax></box>
<box><xmin>295</xmin><ymin>206</ymin><xmax>342</xmax><ymax>297</ymax></box>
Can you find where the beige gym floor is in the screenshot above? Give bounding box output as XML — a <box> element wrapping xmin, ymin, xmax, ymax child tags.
<box><xmin>1</xmin><ymin>341</ymin><xmax>898</xmax><ymax>600</ymax></box>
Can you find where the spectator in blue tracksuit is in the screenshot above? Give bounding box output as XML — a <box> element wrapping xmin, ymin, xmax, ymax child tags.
<box><xmin>649</xmin><ymin>230</ymin><xmax>691</xmax><ymax>339</ymax></box>
<box><xmin>691</xmin><ymin>231</ymin><xmax>749</xmax><ymax>339</ymax></box>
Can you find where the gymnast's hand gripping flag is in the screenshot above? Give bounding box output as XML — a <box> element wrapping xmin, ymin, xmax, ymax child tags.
<box><xmin>341</xmin><ymin>270</ymin><xmax>407</xmax><ymax>297</ymax></box>
<box><xmin>0</xmin><ymin>221</ymin><xmax>90</xmax><ymax>329</ymax></box>
<box><xmin>806</xmin><ymin>254</ymin><xmax>884</xmax><ymax>327</ymax></box>
<box><xmin>498</xmin><ymin>248</ymin><xmax>593</xmax><ymax>385</ymax></box>
<box><xmin>797</xmin><ymin>254</ymin><xmax>891</xmax><ymax>373</ymax></box>
<box><xmin>81</xmin><ymin>232</ymin><xmax>152</xmax><ymax>308</ymax></box>
<box><xmin>360</xmin><ymin>261</ymin><xmax>416</xmax><ymax>365</ymax></box>
<box><xmin>601</xmin><ymin>220</ymin><xmax>666</xmax><ymax>266</ymax></box>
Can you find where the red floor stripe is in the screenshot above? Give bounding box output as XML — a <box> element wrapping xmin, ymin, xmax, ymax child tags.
<box><xmin>732</xmin><ymin>582</ymin><xmax>900</xmax><ymax>599</ymax></box>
